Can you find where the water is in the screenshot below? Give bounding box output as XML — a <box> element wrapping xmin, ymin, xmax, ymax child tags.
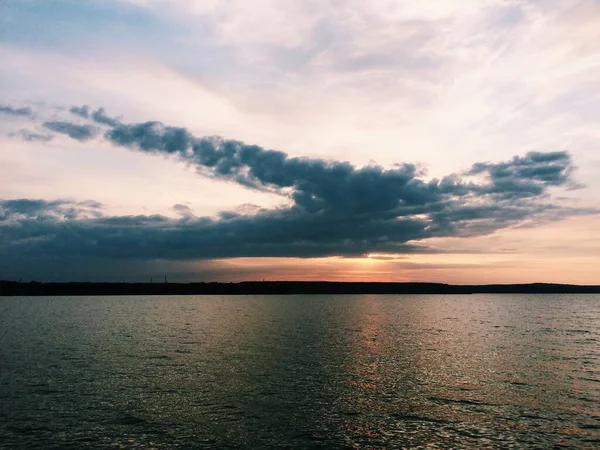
<box><xmin>1</xmin><ymin>294</ymin><xmax>599</xmax><ymax>449</ymax></box>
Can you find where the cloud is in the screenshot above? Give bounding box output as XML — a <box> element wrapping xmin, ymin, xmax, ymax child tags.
<box><xmin>1</xmin><ymin>107</ymin><xmax>595</xmax><ymax>264</ymax></box>
<box><xmin>172</xmin><ymin>203</ymin><xmax>195</xmax><ymax>218</ymax></box>
<box><xmin>69</xmin><ymin>105</ymin><xmax>90</xmax><ymax>118</ymax></box>
<box><xmin>91</xmin><ymin>107</ymin><xmax>121</xmax><ymax>127</ymax></box>
<box><xmin>0</xmin><ymin>105</ymin><xmax>34</xmax><ymax>118</ymax></box>
<box><xmin>0</xmin><ymin>199</ymin><xmax>428</xmax><ymax>260</ymax></box>
<box><xmin>10</xmin><ymin>129</ymin><xmax>54</xmax><ymax>142</ymax></box>
<box><xmin>103</xmin><ymin>119</ymin><xmax>580</xmax><ymax>211</ymax></box>
<box><xmin>43</xmin><ymin>121</ymin><xmax>98</xmax><ymax>141</ymax></box>
<box><xmin>0</xmin><ymin>198</ymin><xmax>104</xmax><ymax>220</ymax></box>
<box><xmin>70</xmin><ymin>105</ymin><xmax>120</xmax><ymax>126</ymax></box>
<box><xmin>466</xmin><ymin>151</ymin><xmax>582</xmax><ymax>198</ymax></box>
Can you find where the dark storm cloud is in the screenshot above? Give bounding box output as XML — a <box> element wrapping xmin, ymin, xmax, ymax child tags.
<box><xmin>2</xmin><ymin>108</ymin><xmax>595</xmax><ymax>265</ymax></box>
<box><xmin>0</xmin><ymin>105</ymin><xmax>34</xmax><ymax>118</ymax></box>
<box><xmin>43</xmin><ymin>121</ymin><xmax>98</xmax><ymax>141</ymax></box>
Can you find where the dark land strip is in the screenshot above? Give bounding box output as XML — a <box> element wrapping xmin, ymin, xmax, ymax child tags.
<box><xmin>1</xmin><ymin>281</ymin><xmax>599</xmax><ymax>296</ymax></box>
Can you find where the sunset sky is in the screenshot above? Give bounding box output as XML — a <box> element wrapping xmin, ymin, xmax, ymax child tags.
<box><xmin>1</xmin><ymin>0</ymin><xmax>599</xmax><ymax>283</ymax></box>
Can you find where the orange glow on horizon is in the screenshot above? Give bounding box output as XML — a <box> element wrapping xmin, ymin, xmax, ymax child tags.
<box><xmin>181</xmin><ymin>217</ymin><xmax>600</xmax><ymax>285</ymax></box>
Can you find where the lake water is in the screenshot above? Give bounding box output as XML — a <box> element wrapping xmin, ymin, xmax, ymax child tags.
<box><xmin>1</xmin><ymin>294</ymin><xmax>599</xmax><ymax>449</ymax></box>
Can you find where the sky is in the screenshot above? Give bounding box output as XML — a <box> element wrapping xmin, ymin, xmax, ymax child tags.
<box><xmin>1</xmin><ymin>0</ymin><xmax>599</xmax><ymax>283</ymax></box>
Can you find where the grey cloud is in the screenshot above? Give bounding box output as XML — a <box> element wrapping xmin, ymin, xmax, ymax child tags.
<box><xmin>0</xmin><ymin>199</ymin><xmax>67</xmax><ymax>217</ymax></box>
<box><xmin>43</xmin><ymin>121</ymin><xmax>98</xmax><ymax>141</ymax></box>
<box><xmin>70</xmin><ymin>105</ymin><xmax>120</xmax><ymax>126</ymax></box>
<box><xmin>69</xmin><ymin>105</ymin><xmax>90</xmax><ymax>118</ymax></box>
<box><xmin>0</xmin><ymin>199</ymin><xmax>104</xmax><ymax>220</ymax></box>
<box><xmin>172</xmin><ymin>203</ymin><xmax>195</xmax><ymax>218</ymax></box>
<box><xmin>104</xmin><ymin>121</ymin><xmax>577</xmax><ymax>215</ymax></box>
<box><xmin>0</xmin><ymin>196</ymin><xmax>592</xmax><ymax>263</ymax></box>
<box><xmin>0</xmin><ymin>201</ymin><xmax>428</xmax><ymax>260</ymax></box>
<box><xmin>77</xmin><ymin>199</ymin><xmax>104</xmax><ymax>209</ymax></box>
<box><xmin>11</xmin><ymin>129</ymin><xmax>53</xmax><ymax>142</ymax></box>
<box><xmin>468</xmin><ymin>151</ymin><xmax>582</xmax><ymax>197</ymax></box>
<box><xmin>2</xmin><ymin>108</ymin><xmax>595</xmax><ymax>267</ymax></box>
<box><xmin>0</xmin><ymin>105</ymin><xmax>34</xmax><ymax>118</ymax></box>
<box><xmin>469</xmin><ymin>151</ymin><xmax>573</xmax><ymax>184</ymax></box>
<box><xmin>91</xmin><ymin>108</ymin><xmax>120</xmax><ymax>127</ymax></box>
<box><xmin>105</xmin><ymin>122</ymin><xmax>445</xmax><ymax>216</ymax></box>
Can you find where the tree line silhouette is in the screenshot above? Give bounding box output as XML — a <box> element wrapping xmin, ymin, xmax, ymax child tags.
<box><xmin>2</xmin><ymin>280</ymin><xmax>599</xmax><ymax>296</ymax></box>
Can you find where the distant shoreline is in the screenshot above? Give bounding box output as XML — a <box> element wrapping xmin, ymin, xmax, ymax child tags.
<box><xmin>1</xmin><ymin>280</ymin><xmax>599</xmax><ymax>296</ymax></box>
